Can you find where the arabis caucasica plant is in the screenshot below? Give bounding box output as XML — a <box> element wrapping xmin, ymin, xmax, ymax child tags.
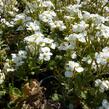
<box><xmin>0</xmin><ymin>0</ymin><xmax>109</xmax><ymax>108</ymax></box>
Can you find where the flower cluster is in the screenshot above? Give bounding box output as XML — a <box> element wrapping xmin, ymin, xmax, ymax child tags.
<box><xmin>11</xmin><ymin>50</ymin><xmax>27</xmax><ymax>67</ymax></box>
<box><xmin>0</xmin><ymin>0</ymin><xmax>109</xmax><ymax>108</ymax></box>
<box><xmin>24</xmin><ymin>31</ymin><xmax>56</xmax><ymax>61</ymax></box>
<box><xmin>65</xmin><ymin>61</ymin><xmax>84</xmax><ymax>77</ymax></box>
<box><xmin>95</xmin><ymin>79</ymin><xmax>109</xmax><ymax>93</ymax></box>
<box><xmin>95</xmin><ymin>47</ymin><xmax>109</xmax><ymax>65</ymax></box>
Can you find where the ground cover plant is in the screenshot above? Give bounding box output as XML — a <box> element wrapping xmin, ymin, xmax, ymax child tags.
<box><xmin>0</xmin><ymin>0</ymin><xmax>109</xmax><ymax>108</ymax></box>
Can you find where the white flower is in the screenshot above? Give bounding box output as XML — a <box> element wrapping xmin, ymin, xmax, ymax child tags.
<box><xmin>91</xmin><ymin>14</ymin><xmax>107</xmax><ymax>25</ymax></box>
<box><xmin>65</xmin><ymin>61</ymin><xmax>84</xmax><ymax>78</ymax></box>
<box><xmin>66</xmin><ymin>61</ymin><xmax>84</xmax><ymax>72</ymax></box>
<box><xmin>72</xmin><ymin>21</ymin><xmax>89</xmax><ymax>33</ymax></box>
<box><xmin>49</xmin><ymin>22</ymin><xmax>57</xmax><ymax>29</ymax></box>
<box><xmin>67</xmin><ymin>4</ymin><xmax>81</xmax><ymax>12</ymax></box>
<box><xmin>14</xmin><ymin>13</ymin><xmax>26</xmax><ymax>21</ymax></box>
<box><xmin>67</xmin><ymin>61</ymin><xmax>79</xmax><ymax>71</ymax></box>
<box><xmin>39</xmin><ymin>10</ymin><xmax>56</xmax><ymax>23</ymax></box>
<box><xmin>97</xmin><ymin>24</ymin><xmax>109</xmax><ymax>38</ymax></box>
<box><xmin>43</xmin><ymin>38</ymin><xmax>53</xmax><ymax>44</ymax></box>
<box><xmin>58</xmin><ymin>42</ymin><xmax>71</xmax><ymax>50</ymax></box>
<box><xmin>64</xmin><ymin>16</ymin><xmax>74</xmax><ymax>20</ymax></box>
<box><xmin>104</xmin><ymin>6</ymin><xmax>109</xmax><ymax>13</ymax></box>
<box><xmin>39</xmin><ymin>53</ymin><xmax>52</xmax><ymax>61</ymax></box>
<box><xmin>0</xmin><ymin>70</ymin><xmax>5</xmax><ymax>84</ymax></box>
<box><xmin>42</xmin><ymin>1</ymin><xmax>54</xmax><ymax>8</ymax></box>
<box><xmin>99</xmin><ymin>99</ymin><xmax>109</xmax><ymax>109</ymax></box>
<box><xmin>71</xmin><ymin>52</ymin><xmax>77</xmax><ymax>59</ymax></box>
<box><xmin>95</xmin><ymin>79</ymin><xmax>102</xmax><ymax>87</ymax></box>
<box><xmin>1</xmin><ymin>19</ymin><xmax>15</xmax><ymax>27</ymax></box>
<box><xmin>66</xmin><ymin>4</ymin><xmax>82</xmax><ymax>18</ymax></box>
<box><xmin>103</xmin><ymin>47</ymin><xmax>109</xmax><ymax>53</ymax></box>
<box><xmin>65</xmin><ymin>71</ymin><xmax>73</xmax><ymax>77</ymax></box>
<box><xmin>26</xmin><ymin>21</ymin><xmax>40</xmax><ymax>32</ymax></box>
<box><xmin>11</xmin><ymin>50</ymin><xmax>27</xmax><ymax>67</ymax></box>
<box><xmin>40</xmin><ymin>47</ymin><xmax>50</xmax><ymax>53</ymax></box>
<box><xmin>50</xmin><ymin>43</ymin><xmax>56</xmax><ymax>49</ymax></box>
<box><xmin>76</xmin><ymin>32</ymin><xmax>87</xmax><ymax>42</ymax></box>
<box><xmin>95</xmin><ymin>79</ymin><xmax>109</xmax><ymax>93</ymax></box>
<box><xmin>18</xmin><ymin>50</ymin><xmax>27</xmax><ymax>59</ymax></box>
<box><xmin>54</xmin><ymin>20</ymin><xmax>66</xmax><ymax>31</ymax></box>
<box><xmin>4</xmin><ymin>62</ymin><xmax>15</xmax><ymax>72</ymax></box>
<box><xmin>82</xmin><ymin>11</ymin><xmax>91</xmax><ymax>21</ymax></box>
<box><xmin>102</xmin><ymin>99</ymin><xmax>109</xmax><ymax>109</ymax></box>
<box><xmin>39</xmin><ymin>47</ymin><xmax>52</xmax><ymax>61</ymax></box>
<box><xmin>24</xmin><ymin>32</ymin><xmax>44</xmax><ymax>44</ymax></box>
<box><xmin>75</xmin><ymin>67</ymin><xmax>84</xmax><ymax>72</ymax></box>
<box><xmin>82</xmin><ymin>56</ymin><xmax>93</xmax><ymax>64</ymax></box>
<box><xmin>67</xmin><ymin>32</ymin><xmax>86</xmax><ymax>43</ymax></box>
<box><xmin>100</xmin><ymin>81</ymin><xmax>109</xmax><ymax>91</ymax></box>
<box><xmin>95</xmin><ymin>47</ymin><xmax>109</xmax><ymax>65</ymax></box>
<box><xmin>67</xmin><ymin>34</ymin><xmax>77</xmax><ymax>41</ymax></box>
<box><xmin>0</xmin><ymin>0</ymin><xmax>3</xmax><ymax>7</ymax></box>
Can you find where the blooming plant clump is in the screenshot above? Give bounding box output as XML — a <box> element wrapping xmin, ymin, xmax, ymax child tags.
<box><xmin>0</xmin><ymin>0</ymin><xmax>109</xmax><ymax>108</ymax></box>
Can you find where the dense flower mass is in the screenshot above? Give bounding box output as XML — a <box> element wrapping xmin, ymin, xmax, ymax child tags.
<box><xmin>0</xmin><ymin>0</ymin><xmax>109</xmax><ymax>108</ymax></box>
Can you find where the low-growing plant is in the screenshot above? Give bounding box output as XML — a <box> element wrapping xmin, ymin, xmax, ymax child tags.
<box><xmin>0</xmin><ymin>0</ymin><xmax>109</xmax><ymax>109</ymax></box>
